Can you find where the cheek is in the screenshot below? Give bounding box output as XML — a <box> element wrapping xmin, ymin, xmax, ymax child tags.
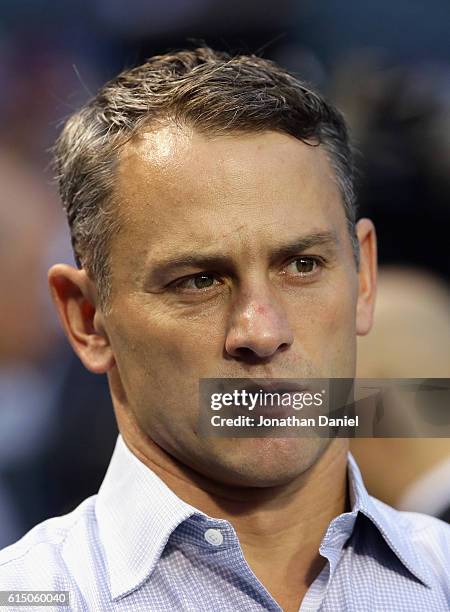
<box><xmin>289</xmin><ymin>277</ymin><xmax>357</xmax><ymax>371</ymax></box>
<box><xmin>147</xmin><ymin>313</ymin><xmax>225</xmax><ymax>370</ymax></box>
<box><xmin>109</xmin><ymin>299</ymin><xmax>225</xmax><ymax>394</ymax></box>
<box><xmin>320</xmin><ymin>279</ymin><xmax>358</xmax><ymax>372</ymax></box>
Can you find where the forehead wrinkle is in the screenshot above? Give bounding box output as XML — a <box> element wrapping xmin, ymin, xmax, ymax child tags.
<box><xmin>110</xmin><ymin>128</ymin><xmax>349</xmax><ymax>290</ymax></box>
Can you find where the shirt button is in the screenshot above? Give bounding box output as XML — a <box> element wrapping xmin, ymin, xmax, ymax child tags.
<box><xmin>204</xmin><ymin>528</ymin><xmax>224</xmax><ymax>546</ymax></box>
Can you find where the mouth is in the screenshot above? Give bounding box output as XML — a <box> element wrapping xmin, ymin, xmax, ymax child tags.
<box><xmin>226</xmin><ymin>378</ymin><xmax>309</xmax><ymax>419</ymax></box>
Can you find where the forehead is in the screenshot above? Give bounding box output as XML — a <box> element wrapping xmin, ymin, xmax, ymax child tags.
<box><xmin>112</xmin><ymin>124</ymin><xmax>346</xmax><ymax>271</ymax></box>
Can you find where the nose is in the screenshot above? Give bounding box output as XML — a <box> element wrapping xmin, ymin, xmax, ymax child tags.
<box><xmin>224</xmin><ymin>287</ymin><xmax>294</xmax><ymax>361</ymax></box>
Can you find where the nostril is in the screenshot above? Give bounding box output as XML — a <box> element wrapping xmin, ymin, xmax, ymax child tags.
<box><xmin>278</xmin><ymin>342</ymin><xmax>291</xmax><ymax>352</ymax></box>
<box><xmin>235</xmin><ymin>347</ymin><xmax>257</xmax><ymax>360</ymax></box>
<box><xmin>229</xmin><ymin>347</ymin><xmax>276</xmax><ymax>365</ymax></box>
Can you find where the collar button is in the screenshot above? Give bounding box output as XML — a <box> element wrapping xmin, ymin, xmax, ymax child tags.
<box><xmin>204</xmin><ymin>528</ymin><xmax>224</xmax><ymax>546</ymax></box>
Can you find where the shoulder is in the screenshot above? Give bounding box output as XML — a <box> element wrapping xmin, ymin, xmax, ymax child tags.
<box><xmin>372</xmin><ymin>495</ymin><xmax>450</xmax><ymax>544</ymax></box>
<box><xmin>396</xmin><ymin>506</ymin><xmax>450</xmax><ymax>561</ymax></box>
<box><xmin>0</xmin><ymin>496</ymin><xmax>98</xmax><ymax>592</ymax></box>
<box><xmin>369</xmin><ymin>495</ymin><xmax>450</xmax><ymax>583</ymax></box>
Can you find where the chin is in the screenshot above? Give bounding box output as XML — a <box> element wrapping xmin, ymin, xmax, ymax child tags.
<box><xmin>204</xmin><ymin>437</ymin><xmax>329</xmax><ymax>488</ymax></box>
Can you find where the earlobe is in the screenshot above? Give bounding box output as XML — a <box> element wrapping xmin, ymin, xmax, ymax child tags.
<box><xmin>355</xmin><ymin>219</ymin><xmax>377</xmax><ymax>336</ymax></box>
<box><xmin>48</xmin><ymin>264</ymin><xmax>115</xmax><ymax>373</ymax></box>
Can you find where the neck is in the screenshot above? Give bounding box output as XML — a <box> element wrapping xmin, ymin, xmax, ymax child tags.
<box><xmin>119</xmin><ymin>413</ymin><xmax>349</xmax><ymax>609</ymax></box>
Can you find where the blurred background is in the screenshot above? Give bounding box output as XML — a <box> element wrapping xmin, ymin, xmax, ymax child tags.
<box><xmin>0</xmin><ymin>0</ymin><xmax>449</xmax><ymax>547</ymax></box>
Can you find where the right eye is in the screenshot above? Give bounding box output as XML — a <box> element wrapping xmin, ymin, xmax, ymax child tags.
<box><xmin>171</xmin><ymin>273</ymin><xmax>222</xmax><ymax>292</ymax></box>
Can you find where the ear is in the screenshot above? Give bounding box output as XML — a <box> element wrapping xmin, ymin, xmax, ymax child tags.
<box><xmin>48</xmin><ymin>264</ymin><xmax>115</xmax><ymax>373</ymax></box>
<box><xmin>355</xmin><ymin>218</ymin><xmax>377</xmax><ymax>336</ymax></box>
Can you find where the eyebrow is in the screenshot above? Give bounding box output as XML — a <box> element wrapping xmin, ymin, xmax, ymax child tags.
<box><xmin>145</xmin><ymin>231</ymin><xmax>339</xmax><ymax>284</ymax></box>
<box><xmin>267</xmin><ymin>231</ymin><xmax>339</xmax><ymax>265</ymax></box>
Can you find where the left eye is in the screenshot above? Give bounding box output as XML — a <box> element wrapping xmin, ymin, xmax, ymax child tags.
<box><xmin>285</xmin><ymin>257</ymin><xmax>319</xmax><ymax>276</ymax></box>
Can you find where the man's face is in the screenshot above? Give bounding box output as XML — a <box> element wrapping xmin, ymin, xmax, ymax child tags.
<box><xmin>104</xmin><ymin>125</ymin><xmax>362</xmax><ymax>486</ymax></box>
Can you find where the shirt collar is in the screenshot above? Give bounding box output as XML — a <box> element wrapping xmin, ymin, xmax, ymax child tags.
<box><xmin>96</xmin><ymin>437</ymin><xmax>432</xmax><ymax>600</ymax></box>
<box><xmin>96</xmin><ymin>435</ymin><xmax>200</xmax><ymax>600</ymax></box>
<box><xmin>320</xmin><ymin>452</ymin><xmax>432</xmax><ymax>588</ymax></box>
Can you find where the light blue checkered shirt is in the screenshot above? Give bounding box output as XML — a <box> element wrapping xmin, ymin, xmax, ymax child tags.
<box><xmin>0</xmin><ymin>435</ymin><xmax>449</xmax><ymax>611</ymax></box>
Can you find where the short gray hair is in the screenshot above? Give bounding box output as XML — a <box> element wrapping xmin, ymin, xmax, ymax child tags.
<box><xmin>54</xmin><ymin>46</ymin><xmax>358</xmax><ymax>310</ymax></box>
